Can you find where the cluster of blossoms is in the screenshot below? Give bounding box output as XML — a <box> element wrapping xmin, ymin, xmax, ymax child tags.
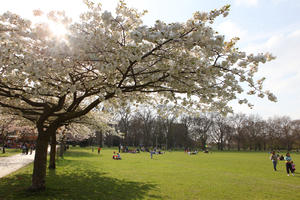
<box><xmin>0</xmin><ymin>0</ymin><xmax>277</xmax><ymax>128</ymax></box>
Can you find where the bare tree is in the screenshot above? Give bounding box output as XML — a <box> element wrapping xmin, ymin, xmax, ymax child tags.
<box><xmin>116</xmin><ymin>105</ymin><xmax>132</xmax><ymax>146</ymax></box>
<box><xmin>0</xmin><ymin>115</ymin><xmax>16</xmax><ymax>153</ymax></box>
<box><xmin>188</xmin><ymin>113</ymin><xmax>213</xmax><ymax>150</ymax></box>
<box><xmin>230</xmin><ymin>113</ymin><xmax>247</xmax><ymax>151</ymax></box>
<box><xmin>211</xmin><ymin>114</ymin><xmax>232</xmax><ymax>151</ymax></box>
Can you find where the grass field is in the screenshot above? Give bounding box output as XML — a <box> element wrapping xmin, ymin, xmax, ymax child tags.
<box><xmin>0</xmin><ymin>148</ymin><xmax>22</xmax><ymax>157</ymax></box>
<box><xmin>0</xmin><ymin>147</ymin><xmax>299</xmax><ymax>200</ymax></box>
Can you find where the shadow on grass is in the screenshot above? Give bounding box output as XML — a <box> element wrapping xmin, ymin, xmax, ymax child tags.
<box><xmin>63</xmin><ymin>149</ymin><xmax>98</xmax><ymax>158</ymax></box>
<box><xmin>0</xmin><ymin>161</ymin><xmax>161</xmax><ymax>200</ymax></box>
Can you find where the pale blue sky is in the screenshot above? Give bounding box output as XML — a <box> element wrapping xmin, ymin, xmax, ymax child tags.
<box><xmin>1</xmin><ymin>0</ymin><xmax>300</xmax><ymax>119</ymax></box>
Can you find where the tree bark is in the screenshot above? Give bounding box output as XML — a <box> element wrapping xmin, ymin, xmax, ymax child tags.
<box><xmin>59</xmin><ymin>142</ymin><xmax>64</xmax><ymax>158</ymax></box>
<box><xmin>48</xmin><ymin>133</ymin><xmax>57</xmax><ymax>169</ymax></box>
<box><xmin>1</xmin><ymin>133</ymin><xmax>5</xmax><ymax>154</ymax></box>
<box><xmin>165</xmin><ymin>137</ymin><xmax>168</xmax><ymax>150</ymax></box>
<box><xmin>2</xmin><ymin>139</ymin><xmax>5</xmax><ymax>154</ymax></box>
<box><xmin>59</xmin><ymin>134</ymin><xmax>65</xmax><ymax>158</ymax></box>
<box><xmin>100</xmin><ymin>131</ymin><xmax>104</xmax><ymax>147</ymax></box>
<box><xmin>29</xmin><ymin>132</ymin><xmax>50</xmax><ymax>191</ymax></box>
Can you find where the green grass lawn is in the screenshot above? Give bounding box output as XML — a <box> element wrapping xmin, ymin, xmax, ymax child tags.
<box><xmin>0</xmin><ymin>148</ymin><xmax>22</xmax><ymax>157</ymax></box>
<box><xmin>0</xmin><ymin>148</ymin><xmax>299</xmax><ymax>200</ymax></box>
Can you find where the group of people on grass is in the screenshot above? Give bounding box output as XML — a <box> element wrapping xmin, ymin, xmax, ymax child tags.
<box><xmin>119</xmin><ymin>144</ymin><xmax>143</xmax><ymax>154</ymax></box>
<box><xmin>187</xmin><ymin>150</ymin><xmax>198</xmax><ymax>155</ymax></box>
<box><xmin>111</xmin><ymin>149</ymin><xmax>163</xmax><ymax>160</ymax></box>
<box><xmin>97</xmin><ymin>147</ymin><xmax>121</xmax><ymax>160</ymax></box>
<box><xmin>150</xmin><ymin>148</ymin><xmax>165</xmax><ymax>159</ymax></box>
<box><xmin>270</xmin><ymin>151</ymin><xmax>296</xmax><ymax>176</ymax></box>
<box><xmin>185</xmin><ymin>147</ymin><xmax>209</xmax><ymax>155</ymax></box>
<box><xmin>105</xmin><ymin>145</ymin><xmax>166</xmax><ymax>160</ymax></box>
<box><xmin>112</xmin><ymin>151</ymin><xmax>122</xmax><ymax>160</ymax></box>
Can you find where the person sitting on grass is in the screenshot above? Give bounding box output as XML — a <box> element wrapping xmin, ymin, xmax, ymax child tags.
<box><xmin>279</xmin><ymin>155</ymin><xmax>284</xmax><ymax>161</ymax></box>
<box><xmin>113</xmin><ymin>152</ymin><xmax>122</xmax><ymax>160</ymax></box>
<box><xmin>117</xmin><ymin>153</ymin><xmax>122</xmax><ymax>160</ymax></box>
<box><xmin>188</xmin><ymin>150</ymin><xmax>198</xmax><ymax>155</ymax></box>
<box><xmin>112</xmin><ymin>151</ymin><xmax>117</xmax><ymax>160</ymax></box>
<box><xmin>158</xmin><ymin>150</ymin><xmax>164</xmax><ymax>154</ymax></box>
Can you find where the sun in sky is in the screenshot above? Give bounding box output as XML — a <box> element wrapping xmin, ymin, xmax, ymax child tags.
<box><xmin>47</xmin><ymin>21</ymin><xmax>68</xmax><ymax>38</ymax></box>
<box><xmin>33</xmin><ymin>9</ymin><xmax>69</xmax><ymax>39</ymax></box>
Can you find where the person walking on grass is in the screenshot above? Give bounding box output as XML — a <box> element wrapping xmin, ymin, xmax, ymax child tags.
<box><xmin>270</xmin><ymin>151</ymin><xmax>278</xmax><ymax>171</ymax></box>
<box><xmin>285</xmin><ymin>152</ymin><xmax>294</xmax><ymax>176</ymax></box>
<box><xmin>98</xmin><ymin>146</ymin><xmax>101</xmax><ymax>155</ymax></box>
<box><xmin>150</xmin><ymin>150</ymin><xmax>154</xmax><ymax>159</ymax></box>
<box><xmin>29</xmin><ymin>143</ymin><xmax>34</xmax><ymax>155</ymax></box>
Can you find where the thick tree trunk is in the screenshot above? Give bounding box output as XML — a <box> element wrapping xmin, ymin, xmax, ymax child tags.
<box><xmin>100</xmin><ymin>132</ymin><xmax>104</xmax><ymax>147</ymax></box>
<box><xmin>59</xmin><ymin>135</ymin><xmax>65</xmax><ymax>158</ymax></box>
<box><xmin>165</xmin><ymin>138</ymin><xmax>168</xmax><ymax>150</ymax></box>
<box><xmin>48</xmin><ymin>133</ymin><xmax>57</xmax><ymax>169</ymax></box>
<box><xmin>59</xmin><ymin>142</ymin><xmax>64</xmax><ymax>158</ymax></box>
<box><xmin>2</xmin><ymin>139</ymin><xmax>5</xmax><ymax>154</ymax></box>
<box><xmin>220</xmin><ymin>141</ymin><xmax>224</xmax><ymax>151</ymax></box>
<box><xmin>29</xmin><ymin>132</ymin><xmax>50</xmax><ymax>191</ymax></box>
<box><xmin>1</xmin><ymin>134</ymin><xmax>5</xmax><ymax>153</ymax></box>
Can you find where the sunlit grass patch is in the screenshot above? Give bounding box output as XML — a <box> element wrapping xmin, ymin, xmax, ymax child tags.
<box><xmin>0</xmin><ymin>147</ymin><xmax>299</xmax><ymax>200</ymax></box>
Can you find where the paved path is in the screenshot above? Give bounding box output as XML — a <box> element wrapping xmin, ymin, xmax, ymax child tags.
<box><xmin>0</xmin><ymin>152</ymin><xmax>35</xmax><ymax>178</ymax></box>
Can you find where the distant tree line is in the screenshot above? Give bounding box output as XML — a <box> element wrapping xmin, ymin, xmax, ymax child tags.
<box><xmin>100</xmin><ymin>108</ymin><xmax>300</xmax><ymax>151</ymax></box>
<box><xmin>2</xmin><ymin>108</ymin><xmax>299</xmax><ymax>152</ymax></box>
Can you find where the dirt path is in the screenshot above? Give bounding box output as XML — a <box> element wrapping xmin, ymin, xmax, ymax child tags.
<box><xmin>0</xmin><ymin>152</ymin><xmax>35</xmax><ymax>178</ymax></box>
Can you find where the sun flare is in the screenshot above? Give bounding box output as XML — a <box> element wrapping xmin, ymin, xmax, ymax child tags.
<box><xmin>48</xmin><ymin>21</ymin><xmax>68</xmax><ymax>38</ymax></box>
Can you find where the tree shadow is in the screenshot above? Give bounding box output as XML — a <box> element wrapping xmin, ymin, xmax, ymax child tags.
<box><xmin>0</xmin><ymin>161</ymin><xmax>162</xmax><ymax>200</ymax></box>
<box><xmin>62</xmin><ymin>150</ymin><xmax>98</xmax><ymax>158</ymax></box>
